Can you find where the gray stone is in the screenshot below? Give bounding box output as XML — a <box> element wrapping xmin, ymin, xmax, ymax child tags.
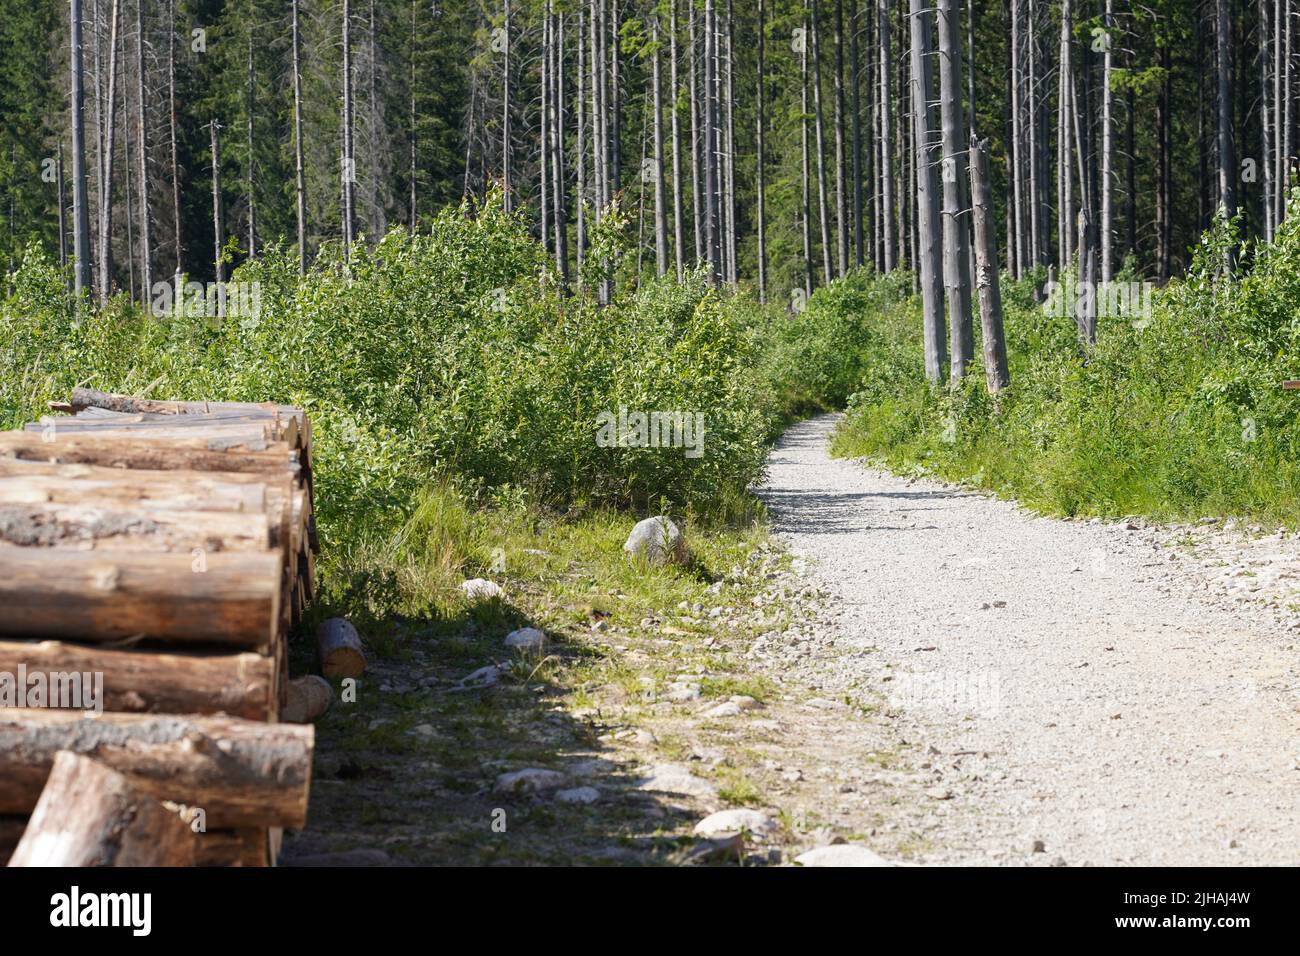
<box><xmin>624</xmin><ymin>516</ymin><xmax>688</xmax><ymax>566</ymax></box>
<box><xmin>504</xmin><ymin>627</ymin><xmax>546</xmax><ymax>651</ymax></box>
<box><xmin>694</xmin><ymin>809</ymin><xmax>779</xmax><ymax>839</ymax></box>
<box><xmin>794</xmin><ymin>845</ymin><xmax>894</xmax><ymax>867</ymax></box>
<box><xmin>636</xmin><ymin>763</ymin><xmax>718</xmax><ymax>799</ymax></box>
<box><xmin>461</xmin><ymin>578</ymin><xmax>503</xmax><ymax>601</ymax></box>
<box><xmin>494</xmin><ymin>768</ymin><xmax>568</xmax><ymax>794</ymax></box>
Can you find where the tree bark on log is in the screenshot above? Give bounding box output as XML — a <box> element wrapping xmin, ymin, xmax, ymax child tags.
<box><xmin>317</xmin><ymin>618</ymin><xmax>365</xmax><ymax>679</ymax></box>
<box><xmin>0</xmin><ymin>502</ymin><xmax>272</xmax><ymax>553</ymax></box>
<box><xmin>7</xmin><ymin>752</ymin><xmax>197</xmax><ymax>867</ymax></box>
<box><xmin>0</xmin><ymin>547</ymin><xmax>281</xmax><ymax>649</ymax></box>
<box><xmin>0</xmin><ymin>473</ymin><xmax>267</xmax><ymax>514</ymax></box>
<box><xmin>0</xmin><ymin>710</ymin><xmax>312</xmax><ymax>828</ymax></box>
<box><xmin>0</xmin><ymin>431</ymin><xmax>298</xmax><ymax>477</ymax></box>
<box><xmin>0</xmin><ymin>640</ymin><xmax>276</xmax><ymax>720</ymax></box>
<box><xmin>0</xmin><ymin>461</ymin><xmax>297</xmax><ymax>555</ymax></box>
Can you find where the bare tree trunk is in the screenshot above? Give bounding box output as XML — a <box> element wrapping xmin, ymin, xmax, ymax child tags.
<box><xmin>670</xmin><ymin>0</ymin><xmax>685</xmax><ymax>279</ymax></box>
<box><xmin>1026</xmin><ymin>0</ymin><xmax>1040</xmax><ymax>267</ymax></box>
<box><xmin>210</xmin><ymin>119</ymin><xmax>224</xmax><ymax>309</ymax></box>
<box><xmin>1057</xmin><ymin>0</ymin><xmax>1073</xmax><ymax>267</ymax></box>
<box><xmin>1262</xmin><ymin>0</ymin><xmax>1274</xmax><ymax>240</ymax></box>
<box><xmin>689</xmin><ymin>0</ymin><xmax>701</xmax><ymax>263</ymax></box>
<box><xmin>878</xmin><ymin>0</ymin><xmax>894</xmax><ymax>271</ymax></box>
<box><xmin>1100</xmin><ymin>0</ymin><xmax>1113</xmax><ymax>281</ymax></box>
<box><xmin>611</xmin><ymin>0</ymin><xmax>622</xmax><ymax>200</ymax></box>
<box><xmin>71</xmin><ymin>0</ymin><xmax>93</xmax><ymax>298</ymax></box>
<box><xmin>550</xmin><ymin>5</ymin><xmax>569</xmax><ymax>279</ymax></box>
<box><xmin>970</xmin><ymin>136</ymin><xmax>1009</xmax><ymax>392</ymax></box>
<box><xmin>833</xmin><ymin>0</ymin><xmax>849</xmax><ymax>276</ymax></box>
<box><xmin>851</xmin><ymin>0</ymin><xmax>863</xmax><ymax>267</ymax></box>
<box><xmin>576</xmin><ymin>6</ymin><xmax>587</xmax><ymax>267</ymax></box>
<box><xmin>97</xmin><ymin>0</ymin><xmax>121</xmax><ymax>303</ymax></box>
<box><xmin>167</xmin><ymin>0</ymin><xmax>181</xmax><ymax>287</ymax></box>
<box><xmin>123</xmin><ymin>57</ymin><xmax>134</xmax><ymax>301</ymax></box>
<box><xmin>501</xmin><ymin>0</ymin><xmax>512</xmax><ymax>212</ymax></box>
<box><xmin>723</xmin><ymin>0</ymin><xmax>737</xmax><ymax>283</ymax></box>
<box><xmin>409</xmin><ymin>0</ymin><xmax>417</xmax><ymax>230</ymax></box>
<box><xmin>801</xmin><ymin>6</ymin><xmax>814</xmax><ymax>296</ymax></box>
<box><xmin>703</xmin><ymin>0</ymin><xmax>720</xmax><ymax>284</ymax></box>
<box><xmin>58</xmin><ymin>143</ymin><xmax>68</xmax><ymax>272</ymax></box>
<box><xmin>811</xmin><ymin>0</ymin><xmax>832</xmax><ymax>284</ymax></box>
<box><xmin>1157</xmin><ymin>38</ymin><xmax>1170</xmax><ymax>282</ymax></box>
<box><xmin>936</xmin><ymin>0</ymin><xmax>973</xmax><ymax>382</ymax></box>
<box><xmin>246</xmin><ymin>28</ymin><xmax>257</xmax><ymax>260</ymax></box>
<box><xmin>756</xmin><ymin>0</ymin><xmax>767</xmax><ymax>299</ymax></box>
<box><xmin>292</xmin><ymin>0</ymin><xmax>307</xmax><ymax>272</ymax></box>
<box><xmin>342</xmin><ymin>0</ymin><xmax>356</xmax><ymax>253</ymax></box>
<box><xmin>133</xmin><ymin>0</ymin><xmax>151</xmax><ymax>304</ymax></box>
<box><xmin>1276</xmin><ymin>0</ymin><xmax>1286</xmax><ymax>226</ymax></box>
<box><xmin>909</xmin><ymin>0</ymin><xmax>947</xmax><ymax>383</ymax></box>
<box><xmin>1216</xmin><ymin>0</ymin><xmax>1237</xmax><ymax>231</ymax></box>
<box><xmin>1010</xmin><ymin>0</ymin><xmax>1024</xmax><ymax>278</ymax></box>
<box><xmin>540</xmin><ymin>9</ymin><xmax>551</xmax><ymax>254</ymax></box>
<box><xmin>652</xmin><ymin>10</ymin><xmax>668</xmax><ymax>276</ymax></box>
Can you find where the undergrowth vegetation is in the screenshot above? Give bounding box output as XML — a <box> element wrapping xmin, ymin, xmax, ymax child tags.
<box><xmin>835</xmin><ymin>208</ymin><xmax>1300</xmax><ymax>525</ymax></box>
<box><xmin>0</xmin><ymin>192</ymin><xmax>863</xmax><ymax>618</ymax></box>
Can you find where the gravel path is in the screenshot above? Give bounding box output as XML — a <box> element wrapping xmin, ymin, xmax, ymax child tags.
<box><xmin>759</xmin><ymin>414</ymin><xmax>1300</xmax><ymax>866</ymax></box>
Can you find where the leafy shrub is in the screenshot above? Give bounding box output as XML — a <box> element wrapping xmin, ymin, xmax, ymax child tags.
<box><xmin>0</xmin><ymin>194</ymin><xmax>770</xmax><ymax>544</ymax></box>
<box><xmin>835</xmin><ymin>203</ymin><xmax>1300</xmax><ymax>523</ymax></box>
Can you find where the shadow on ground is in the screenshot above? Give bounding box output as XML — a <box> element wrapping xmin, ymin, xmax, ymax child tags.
<box><xmin>282</xmin><ymin>599</ymin><xmax>712</xmax><ymax>866</ymax></box>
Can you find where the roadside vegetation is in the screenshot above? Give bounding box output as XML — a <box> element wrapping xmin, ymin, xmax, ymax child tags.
<box><xmin>834</xmin><ymin>211</ymin><xmax>1300</xmax><ymax>527</ymax></box>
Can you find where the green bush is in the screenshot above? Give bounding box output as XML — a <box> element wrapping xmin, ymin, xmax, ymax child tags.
<box><xmin>835</xmin><ymin>204</ymin><xmax>1300</xmax><ymax>524</ymax></box>
<box><xmin>0</xmin><ymin>194</ymin><xmax>771</xmax><ymax>544</ymax></box>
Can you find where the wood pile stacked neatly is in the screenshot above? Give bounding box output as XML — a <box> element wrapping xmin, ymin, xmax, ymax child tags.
<box><xmin>0</xmin><ymin>387</ymin><xmax>320</xmax><ymax>867</ymax></box>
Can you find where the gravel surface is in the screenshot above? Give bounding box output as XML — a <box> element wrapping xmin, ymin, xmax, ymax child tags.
<box><xmin>759</xmin><ymin>414</ymin><xmax>1300</xmax><ymax>866</ymax></box>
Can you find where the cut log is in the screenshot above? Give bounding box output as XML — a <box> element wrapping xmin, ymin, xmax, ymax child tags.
<box><xmin>282</xmin><ymin>676</ymin><xmax>332</xmax><ymax>723</ymax></box>
<box><xmin>0</xmin><ymin>546</ymin><xmax>281</xmax><ymax>649</ymax></box>
<box><xmin>0</xmin><ymin>461</ymin><xmax>296</xmax><ymax>556</ymax></box>
<box><xmin>7</xmin><ymin>752</ymin><xmax>197</xmax><ymax>866</ymax></box>
<box><xmin>65</xmin><ymin>388</ymin><xmax>306</xmax><ymax>436</ymax></box>
<box><xmin>0</xmin><ymin>502</ymin><xmax>272</xmax><ymax>552</ymax></box>
<box><xmin>0</xmin><ymin>431</ymin><xmax>298</xmax><ymax>476</ymax></box>
<box><xmin>0</xmin><ymin>640</ymin><xmax>276</xmax><ymax>720</ymax></box>
<box><xmin>24</xmin><ymin>421</ymin><xmax>281</xmax><ymax>450</ymax></box>
<box><xmin>0</xmin><ymin>710</ymin><xmax>313</xmax><ymax>828</ymax></box>
<box><xmin>0</xmin><ymin>473</ymin><xmax>267</xmax><ymax>513</ymax></box>
<box><xmin>317</xmin><ymin>618</ymin><xmax>365</xmax><ymax>679</ymax></box>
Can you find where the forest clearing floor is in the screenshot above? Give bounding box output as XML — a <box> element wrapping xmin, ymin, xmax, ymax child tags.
<box><xmin>284</xmin><ymin>414</ymin><xmax>1300</xmax><ymax>867</ymax></box>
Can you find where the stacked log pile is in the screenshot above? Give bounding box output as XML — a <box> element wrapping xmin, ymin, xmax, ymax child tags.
<box><xmin>0</xmin><ymin>388</ymin><xmax>320</xmax><ymax>867</ymax></box>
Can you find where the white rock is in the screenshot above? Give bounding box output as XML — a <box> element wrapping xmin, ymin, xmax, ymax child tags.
<box><xmin>694</xmin><ymin>809</ymin><xmax>778</xmax><ymax>839</ymax></box>
<box><xmin>795</xmin><ymin>845</ymin><xmax>895</xmax><ymax>867</ymax></box>
<box><xmin>637</xmin><ymin>763</ymin><xmax>718</xmax><ymax>798</ymax></box>
<box><xmin>555</xmin><ymin>786</ymin><xmax>600</xmax><ymax>804</ymax></box>
<box><xmin>702</xmin><ymin>701</ymin><xmax>743</xmax><ymax>718</ymax></box>
<box><xmin>461</xmin><ymin>578</ymin><xmax>503</xmax><ymax>601</ymax></box>
<box><xmin>623</xmin><ymin>516</ymin><xmax>688</xmax><ymax>565</ymax></box>
<box><xmin>504</xmin><ymin>627</ymin><xmax>546</xmax><ymax>651</ymax></box>
<box><xmin>494</xmin><ymin>768</ymin><xmax>568</xmax><ymax>794</ymax></box>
